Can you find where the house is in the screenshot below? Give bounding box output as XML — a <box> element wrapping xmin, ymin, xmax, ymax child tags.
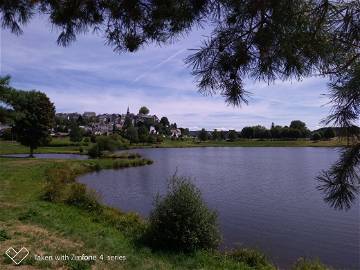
<box><xmin>171</xmin><ymin>128</ymin><xmax>182</xmax><ymax>138</ymax></box>
<box><xmin>0</xmin><ymin>123</ymin><xmax>10</xmax><ymax>135</ymax></box>
<box><xmin>98</xmin><ymin>114</ymin><xmax>110</xmax><ymax>123</ymax></box>
<box><xmin>149</xmin><ymin>126</ymin><xmax>157</xmax><ymax>134</ymax></box>
<box><xmin>83</xmin><ymin>112</ymin><xmax>96</xmax><ymax>118</ymax></box>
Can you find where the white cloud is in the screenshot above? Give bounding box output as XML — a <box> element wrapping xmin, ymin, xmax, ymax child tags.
<box><xmin>1</xmin><ymin>16</ymin><xmax>332</xmax><ymax>130</ymax></box>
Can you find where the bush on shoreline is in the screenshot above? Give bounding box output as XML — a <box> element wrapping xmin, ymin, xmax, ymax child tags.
<box><xmin>145</xmin><ymin>175</ymin><xmax>220</xmax><ymax>252</ymax></box>
<box><xmin>229</xmin><ymin>248</ymin><xmax>273</xmax><ymax>268</ymax></box>
<box><xmin>88</xmin><ymin>135</ymin><xmax>129</xmax><ymax>158</ymax></box>
<box><xmin>292</xmin><ymin>258</ymin><xmax>329</xmax><ymax>270</ymax></box>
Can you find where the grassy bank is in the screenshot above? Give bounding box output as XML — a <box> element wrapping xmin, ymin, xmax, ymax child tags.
<box><xmin>0</xmin><ymin>157</ymin><xmax>280</xmax><ymax>270</ymax></box>
<box><xmin>132</xmin><ymin>138</ymin><xmax>348</xmax><ymax>148</ymax></box>
<box><xmin>0</xmin><ymin>137</ymin><xmax>348</xmax><ymax>156</ymax></box>
<box><xmin>0</xmin><ymin>140</ymin><xmax>89</xmax><ymax>155</ymax></box>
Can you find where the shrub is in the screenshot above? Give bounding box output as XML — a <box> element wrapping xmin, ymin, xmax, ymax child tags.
<box><xmin>0</xmin><ymin>229</ymin><xmax>10</xmax><ymax>241</ymax></box>
<box><xmin>0</xmin><ymin>128</ymin><xmax>14</xmax><ymax>140</ymax></box>
<box><xmin>146</xmin><ymin>175</ymin><xmax>220</xmax><ymax>252</ymax></box>
<box><xmin>323</xmin><ymin>128</ymin><xmax>336</xmax><ymax>140</ymax></box>
<box><xmin>64</xmin><ymin>183</ymin><xmax>101</xmax><ymax>212</ymax></box>
<box><xmin>69</xmin><ymin>125</ymin><xmax>83</xmax><ymax>142</ymax></box>
<box><xmin>88</xmin><ymin>135</ymin><xmax>129</xmax><ymax>158</ymax></box>
<box><xmin>229</xmin><ymin>248</ymin><xmax>271</xmax><ymax>268</ymax></box>
<box><xmin>90</xmin><ymin>135</ymin><xmax>96</xmax><ymax>143</ymax></box>
<box><xmin>88</xmin><ymin>144</ymin><xmax>102</xmax><ymax>158</ymax></box>
<box><xmin>42</xmin><ymin>166</ymin><xmax>77</xmax><ymax>201</ymax></box>
<box><xmin>311</xmin><ymin>132</ymin><xmax>322</xmax><ymax>141</ymax></box>
<box><xmin>292</xmin><ymin>258</ymin><xmax>328</xmax><ymax>270</ymax></box>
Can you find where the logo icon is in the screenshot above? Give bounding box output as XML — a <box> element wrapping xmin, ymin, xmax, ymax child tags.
<box><xmin>5</xmin><ymin>247</ymin><xmax>29</xmax><ymax>265</ymax></box>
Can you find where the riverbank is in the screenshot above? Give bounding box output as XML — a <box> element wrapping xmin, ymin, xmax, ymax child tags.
<box><xmin>0</xmin><ymin>157</ymin><xmax>284</xmax><ymax>270</ymax></box>
<box><xmin>0</xmin><ymin>137</ymin><xmax>348</xmax><ymax>156</ymax></box>
<box><xmin>131</xmin><ymin>138</ymin><xmax>348</xmax><ymax>148</ymax></box>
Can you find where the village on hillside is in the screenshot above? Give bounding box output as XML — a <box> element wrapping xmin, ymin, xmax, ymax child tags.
<box><xmin>54</xmin><ymin>107</ymin><xmax>183</xmax><ymax>138</ymax></box>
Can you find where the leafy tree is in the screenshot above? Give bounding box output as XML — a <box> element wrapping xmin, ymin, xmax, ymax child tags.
<box><xmin>211</xmin><ymin>129</ymin><xmax>220</xmax><ymax>140</ymax></box>
<box><xmin>287</xmin><ymin>128</ymin><xmax>302</xmax><ymax>139</ymax></box>
<box><xmin>146</xmin><ymin>175</ymin><xmax>220</xmax><ymax>252</ymax></box>
<box><xmin>0</xmin><ymin>78</ymin><xmax>55</xmax><ymax>157</ymax></box>
<box><xmin>0</xmin><ymin>128</ymin><xmax>14</xmax><ymax>141</ymax></box>
<box><xmin>198</xmin><ymin>128</ymin><xmax>208</xmax><ymax>141</ymax></box>
<box><xmin>88</xmin><ymin>135</ymin><xmax>128</xmax><ymax>158</ymax></box>
<box><xmin>241</xmin><ymin>127</ymin><xmax>254</xmax><ymax>139</ymax></box>
<box><xmin>69</xmin><ymin>124</ymin><xmax>83</xmax><ymax>142</ymax></box>
<box><xmin>323</xmin><ymin>128</ymin><xmax>336</xmax><ymax>140</ymax></box>
<box><xmin>311</xmin><ymin>132</ymin><xmax>322</xmax><ymax>141</ymax></box>
<box><xmin>125</xmin><ymin>126</ymin><xmax>139</xmax><ymax>144</ymax></box>
<box><xmin>220</xmin><ymin>131</ymin><xmax>227</xmax><ymax>140</ymax></box>
<box><xmin>138</xmin><ymin>125</ymin><xmax>149</xmax><ymax>143</ymax></box>
<box><xmin>290</xmin><ymin>120</ymin><xmax>306</xmax><ymax>130</ymax></box>
<box><xmin>227</xmin><ymin>130</ymin><xmax>238</xmax><ymax>141</ymax></box>
<box><xmin>123</xmin><ymin>115</ymin><xmax>133</xmax><ymax>130</ymax></box>
<box><xmin>139</xmin><ymin>106</ymin><xmax>150</xmax><ymax>115</ymax></box>
<box><xmin>147</xmin><ymin>134</ymin><xmax>157</xmax><ymax>144</ymax></box>
<box><xmin>270</xmin><ymin>124</ymin><xmax>283</xmax><ymax>139</ymax></box>
<box><xmin>180</xmin><ymin>128</ymin><xmax>190</xmax><ymax>137</ymax></box>
<box><xmin>290</xmin><ymin>120</ymin><xmax>310</xmax><ymax>137</ymax></box>
<box><xmin>76</xmin><ymin>115</ymin><xmax>86</xmax><ymax>126</ymax></box>
<box><xmin>160</xmin><ymin>117</ymin><xmax>170</xmax><ymax>127</ymax></box>
<box><xmin>253</xmin><ymin>125</ymin><xmax>270</xmax><ymax>139</ymax></box>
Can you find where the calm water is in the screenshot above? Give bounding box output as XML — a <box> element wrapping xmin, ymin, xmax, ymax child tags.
<box><xmin>0</xmin><ymin>153</ymin><xmax>88</xmax><ymax>159</ymax></box>
<box><xmin>78</xmin><ymin>147</ymin><xmax>359</xmax><ymax>269</ymax></box>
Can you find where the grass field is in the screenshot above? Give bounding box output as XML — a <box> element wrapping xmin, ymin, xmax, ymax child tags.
<box><xmin>133</xmin><ymin>138</ymin><xmax>348</xmax><ymax>149</ymax></box>
<box><xmin>0</xmin><ymin>158</ymin><xmax>277</xmax><ymax>270</ymax></box>
<box><xmin>0</xmin><ymin>140</ymin><xmax>90</xmax><ymax>155</ymax></box>
<box><xmin>0</xmin><ymin>137</ymin><xmax>348</xmax><ymax>156</ymax></box>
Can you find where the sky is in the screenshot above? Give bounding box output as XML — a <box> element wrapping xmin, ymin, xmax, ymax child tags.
<box><xmin>1</xmin><ymin>16</ymin><xmax>332</xmax><ymax>131</ymax></box>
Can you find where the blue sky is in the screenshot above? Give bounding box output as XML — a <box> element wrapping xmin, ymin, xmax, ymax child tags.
<box><xmin>1</xmin><ymin>16</ymin><xmax>331</xmax><ymax>130</ymax></box>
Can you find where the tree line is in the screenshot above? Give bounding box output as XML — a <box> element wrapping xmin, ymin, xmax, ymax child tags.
<box><xmin>197</xmin><ymin>120</ymin><xmax>341</xmax><ymax>141</ymax></box>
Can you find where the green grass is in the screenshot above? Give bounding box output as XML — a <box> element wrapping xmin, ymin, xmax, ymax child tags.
<box><xmin>0</xmin><ymin>137</ymin><xmax>348</xmax><ymax>156</ymax></box>
<box><xmin>132</xmin><ymin>138</ymin><xmax>348</xmax><ymax>148</ymax></box>
<box><xmin>0</xmin><ymin>139</ymin><xmax>91</xmax><ymax>155</ymax></box>
<box><xmin>0</xmin><ymin>158</ymin><xmax>275</xmax><ymax>270</ymax></box>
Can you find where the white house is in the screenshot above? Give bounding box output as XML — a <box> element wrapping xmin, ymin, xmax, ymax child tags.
<box><xmin>171</xmin><ymin>128</ymin><xmax>182</xmax><ymax>138</ymax></box>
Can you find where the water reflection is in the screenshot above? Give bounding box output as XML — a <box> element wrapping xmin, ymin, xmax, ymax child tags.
<box><xmin>78</xmin><ymin>147</ymin><xmax>359</xmax><ymax>269</ymax></box>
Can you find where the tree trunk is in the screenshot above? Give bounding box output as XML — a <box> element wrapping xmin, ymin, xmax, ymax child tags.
<box><xmin>29</xmin><ymin>147</ymin><xmax>34</xmax><ymax>158</ymax></box>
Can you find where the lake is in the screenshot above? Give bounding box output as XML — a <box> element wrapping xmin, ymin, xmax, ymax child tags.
<box><xmin>77</xmin><ymin>147</ymin><xmax>359</xmax><ymax>269</ymax></box>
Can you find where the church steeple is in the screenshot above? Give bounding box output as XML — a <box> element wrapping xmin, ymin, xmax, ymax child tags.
<box><xmin>127</xmin><ymin>106</ymin><xmax>130</xmax><ymax>114</ymax></box>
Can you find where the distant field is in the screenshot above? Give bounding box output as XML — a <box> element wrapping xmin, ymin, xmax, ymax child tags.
<box><xmin>134</xmin><ymin>138</ymin><xmax>349</xmax><ymax>148</ymax></box>
<box><xmin>0</xmin><ymin>139</ymin><xmax>89</xmax><ymax>155</ymax></box>
<box><xmin>0</xmin><ymin>137</ymin><xmax>349</xmax><ymax>155</ymax></box>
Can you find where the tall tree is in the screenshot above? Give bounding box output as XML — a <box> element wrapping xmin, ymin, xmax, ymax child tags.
<box><xmin>160</xmin><ymin>117</ymin><xmax>170</xmax><ymax>127</ymax></box>
<box><xmin>227</xmin><ymin>130</ymin><xmax>238</xmax><ymax>141</ymax></box>
<box><xmin>69</xmin><ymin>123</ymin><xmax>83</xmax><ymax>142</ymax></box>
<box><xmin>0</xmin><ymin>77</ymin><xmax>55</xmax><ymax>157</ymax></box>
<box><xmin>139</xmin><ymin>106</ymin><xmax>150</xmax><ymax>115</ymax></box>
<box><xmin>198</xmin><ymin>128</ymin><xmax>208</xmax><ymax>141</ymax></box>
<box><xmin>138</xmin><ymin>125</ymin><xmax>149</xmax><ymax>142</ymax></box>
<box><xmin>125</xmin><ymin>126</ymin><xmax>139</xmax><ymax>144</ymax></box>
